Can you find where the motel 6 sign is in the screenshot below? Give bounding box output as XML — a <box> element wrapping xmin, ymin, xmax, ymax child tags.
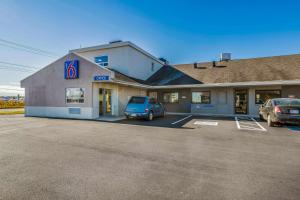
<box><xmin>64</xmin><ymin>60</ymin><xmax>79</xmax><ymax>79</ymax></box>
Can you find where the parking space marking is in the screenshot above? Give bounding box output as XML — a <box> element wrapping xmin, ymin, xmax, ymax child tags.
<box><xmin>193</xmin><ymin>121</ymin><xmax>218</xmax><ymax>126</ymax></box>
<box><xmin>171</xmin><ymin>115</ymin><xmax>192</xmax><ymax>125</ymax></box>
<box><xmin>251</xmin><ymin>117</ymin><xmax>267</xmax><ymax>131</ymax></box>
<box><xmin>235</xmin><ymin>116</ymin><xmax>267</xmax><ymax>132</ymax></box>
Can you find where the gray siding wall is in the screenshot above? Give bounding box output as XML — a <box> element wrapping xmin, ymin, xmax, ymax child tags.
<box><xmin>150</xmin><ymin>85</ymin><xmax>298</xmax><ymax>117</ymax></box>
<box><xmin>282</xmin><ymin>85</ymin><xmax>300</xmax><ymax>98</ymax></box>
<box><xmin>77</xmin><ymin>46</ymin><xmax>163</xmax><ymax>80</ymax></box>
<box><xmin>148</xmin><ymin>89</ymin><xmax>192</xmax><ymax>113</ymax></box>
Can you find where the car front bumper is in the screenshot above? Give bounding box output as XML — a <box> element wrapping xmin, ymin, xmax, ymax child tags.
<box><xmin>124</xmin><ymin>112</ymin><xmax>149</xmax><ymax>118</ymax></box>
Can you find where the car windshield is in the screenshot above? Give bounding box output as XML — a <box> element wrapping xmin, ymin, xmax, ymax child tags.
<box><xmin>129</xmin><ymin>97</ymin><xmax>145</xmax><ymax>104</ymax></box>
<box><xmin>274</xmin><ymin>99</ymin><xmax>300</xmax><ymax>106</ymax></box>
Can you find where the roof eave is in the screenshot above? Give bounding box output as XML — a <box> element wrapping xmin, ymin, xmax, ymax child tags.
<box><xmin>150</xmin><ymin>80</ymin><xmax>300</xmax><ymax>89</ymax></box>
<box><xmin>96</xmin><ymin>79</ymin><xmax>300</xmax><ymax>90</ymax></box>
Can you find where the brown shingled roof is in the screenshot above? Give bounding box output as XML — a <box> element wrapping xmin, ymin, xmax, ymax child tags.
<box><xmin>174</xmin><ymin>54</ymin><xmax>300</xmax><ymax>84</ymax></box>
<box><xmin>109</xmin><ymin>68</ymin><xmax>146</xmax><ymax>84</ymax></box>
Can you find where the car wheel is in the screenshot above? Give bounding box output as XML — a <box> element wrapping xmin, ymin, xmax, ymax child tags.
<box><xmin>148</xmin><ymin>111</ymin><xmax>154</xmax><ymax>121</ymax></box>
<box><xmin>267</xmin><ymin>115</ymin><xmax>274</xmax><ymax>127</ymax></box>
<box><xmin>161</xmin><ymin>110</ymin><xmax>165</xmax><ymax>118</ymax></box>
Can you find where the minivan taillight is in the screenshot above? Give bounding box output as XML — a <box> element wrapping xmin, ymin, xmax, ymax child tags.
<box><xmin>145</xmin><ymin>108</ymin><xmax>149</xmax><ymax>112</ymax></box>
<box><xmin>274</xmin><ymin>106</ymin><xmax>281</xmax><ymax>113</ymax></box>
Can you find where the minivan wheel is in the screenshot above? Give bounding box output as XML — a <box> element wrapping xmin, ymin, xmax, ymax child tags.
<box><xmin>267</xmin><ymin>115</ymin><xmax>274</xmax><ymax>127</ymax></box>
<box><xmin>148</xmin><ymin>111</ymin><xmax>154</xmax><ymax>121</ymax></box>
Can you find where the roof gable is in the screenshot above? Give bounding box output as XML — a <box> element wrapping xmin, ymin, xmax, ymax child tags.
<box><xmin>145</xmin><ymin>65</ymin><xmax>202</xmax><ymax>86</ymax></box>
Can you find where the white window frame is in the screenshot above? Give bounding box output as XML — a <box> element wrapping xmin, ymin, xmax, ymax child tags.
<box><xmin>65</xmin><ymin>88</ymin><xmax>85</xmax><ymax>104</ymax></box>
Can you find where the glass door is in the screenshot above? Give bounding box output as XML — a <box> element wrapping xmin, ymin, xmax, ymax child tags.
<box><xmin>234</xmin><ymin>89</ymin><xmax>248</xmax><ymax>114</ymax></box>
<box><xmin>105</xmin><ymin>89</ymin><xmax>112</xmax><ymax>114</ymax></box>
<box><xmin>99</xmin><ymin>89</ymin><xmax>112</xmax><ymax>116</ymax></box>
<box><xmin>99</xmin><ymin>89</ymin><xmax>104</xmax><ymax>115</ymax></box>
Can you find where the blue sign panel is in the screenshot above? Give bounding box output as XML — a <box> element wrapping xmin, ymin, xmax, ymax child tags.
<box><xmin>94</xmin><ymin>75</ymin><xmax>110</xmax><ymax>81</ymax></box>
<box><xmin>64</xmin><ymin>60</ymin><xmax>79</xmax><ymax>79</ymax></box>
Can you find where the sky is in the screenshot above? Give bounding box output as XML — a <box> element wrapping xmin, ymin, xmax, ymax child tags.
<box><xmin>1</xmin><ymin>0</ymin><xmax>300</xmax><ymax>95</ymax></box>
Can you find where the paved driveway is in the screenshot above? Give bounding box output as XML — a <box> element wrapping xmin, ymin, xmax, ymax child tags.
<box><xmin>0</xmin><ymin>115</ymin><xmax>300</xmax><ymax>200</ymax></box>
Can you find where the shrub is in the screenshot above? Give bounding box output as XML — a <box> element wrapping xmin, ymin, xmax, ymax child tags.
<box><xmin>0</xmin><ymin>100</ymin><xmax>24</xmax><ymax>109</ymax></box>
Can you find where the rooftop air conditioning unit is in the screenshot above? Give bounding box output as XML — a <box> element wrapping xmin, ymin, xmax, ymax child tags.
<box><xmin>220</xmin><ymin>53</ymin><xmax>231</xmax><ymax>61</ymax></box>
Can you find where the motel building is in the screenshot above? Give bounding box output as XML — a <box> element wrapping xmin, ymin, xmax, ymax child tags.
<box><xmin>21</xmin><ymin>41</ymin><xmax>300</xmax><ymax>119</ymax></box>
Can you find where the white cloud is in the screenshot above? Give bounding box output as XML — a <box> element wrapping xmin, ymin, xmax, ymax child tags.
<box><xmin>0</xmin><ymin>84</ymin><xmax>24</xmax><ymax>96</ymax></box>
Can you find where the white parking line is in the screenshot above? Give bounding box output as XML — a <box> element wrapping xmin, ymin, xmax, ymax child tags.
<box><xmin>171</xmin><ymin>115</ymin><xmax>192</xmax><ymax>125</ymax></box>
<box><xmin>251</xmin><ymin>117</ymin><xmax>267</xmax><ymax>131</ymax></box>
<box><xmin>194</xmin><ymin>121</ymin><xmax>218</xmax><ymax>126</ymax></box>
<box><xmin>235</xmin><ymin>116</ymin><xmax>267</xmax><ymax>132</ymax></box>
<box><xmin>235</xmin><ymin>117</ymin><xmax>241</xmax><ymax>129</ymax></box>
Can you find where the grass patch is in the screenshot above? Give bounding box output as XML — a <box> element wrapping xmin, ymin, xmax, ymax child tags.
<box><xmin>0</xmin><ymin>109</ymin><xmax>24</xmax><ymax>115</ymax></box>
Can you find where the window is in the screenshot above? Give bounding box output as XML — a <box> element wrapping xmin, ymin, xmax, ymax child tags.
<box><xmin>148</xmin><ymin>92</ymin><xmax>157</xmax><ymax>100</ymax></box>
<box><xmin>192</xmin><ymin>91</ymin><xmax>211</xmax><ymax>104</ymax></box>
<box><xmin>149</xmin><ymin>97</ymin><xmax>157</xmax><ymax>104</ymax></box>
<box><xmin>94</xmin><ymin>55</ymin><xmax>108</xmax><ymax>67</ymax></box>
<box><xmin>66</xmin><ymin>88</ymin><xmax>85</xmax><ymax>103</ymax></box>
<box><xmin>274</xmin><ymin>99</ymin><xmax>300</xmax><ymax>106</ymax></box>
<box><xmin>255</xmin><ymin>90</ymin><xmax>281</xmax><ymax>104</ymax></box>
<box><xmin>163</xmin><ymin>92</ymin><xmax>179</xmax><ymax>103</ymax></box>
<box><xmin>129</xmin><ymin>97</ymin><xmax>145</xmax><ymax>104</ymax></box>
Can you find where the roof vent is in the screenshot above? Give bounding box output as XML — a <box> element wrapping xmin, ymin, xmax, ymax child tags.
<box><xmin>159</xmin><ymin>57</ymin><xmax>169</xmax><ymax>65</ymax></box>
<box><xmin>220</xmin><ymin>53</ymin><xmax>231</xmax><ymax>61</ymax></box>
<box><xmin>109</xmin><ymin>40</ymin><xmax>123</xmax><ymax>44</ymax></box>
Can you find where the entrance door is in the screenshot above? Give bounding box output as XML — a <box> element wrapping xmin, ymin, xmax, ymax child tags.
<box><xmin>234</xmin><ymin>89</ymin><xmax>248</xmax><ymax>114</ymax></box>
<box><xmin>99</xmin><ymin>89</ymin><xmax>112</xmax><ymax>116</ymax></box>
<box><xmin>104</xmin><ymin>89</ymin><xmax>112</xmax><ymax>114</ymax></box>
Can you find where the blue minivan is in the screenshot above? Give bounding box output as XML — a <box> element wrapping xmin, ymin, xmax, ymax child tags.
<box><xmin>124</xmin><ymin>96</ymin><xmax>165</xmax><ymax>120</ymax></box>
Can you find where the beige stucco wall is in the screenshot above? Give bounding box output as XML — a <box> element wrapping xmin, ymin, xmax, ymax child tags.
<box><xmin>92</xmin><ymin>82</ymin><xmax>146</xmax><ymax>117</ymax></box>
<box><xmin>117</xmin><ymin>85</ymin><xmax>147</xmax><ymax>116</ymax></box>
<box><xmin>21</xmin><ymin>53</ymin><xmax>112</xmax><ymax>108</ymax></box>
<box><xmin>21</xmin><ymin>53</ymin><xmax>113</xmax><ymax>119</ymax></box>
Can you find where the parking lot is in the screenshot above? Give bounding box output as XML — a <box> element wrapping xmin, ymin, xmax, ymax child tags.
<box><xmin>0</xmin><ymin>115</ymin><xmax>300</xmax><ymax>200</ymax></box>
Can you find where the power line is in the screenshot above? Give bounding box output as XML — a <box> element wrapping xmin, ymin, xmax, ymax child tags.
<box><xmin>0</xmin><ymin>61</ymin><xmax>38</xmax><ymax>69</ymax></box>
<box><xmin>0</xmin><ymin>42</ymin><xmax>57</xmax><ymax>58</ymax></box>
<box><xmin>0</xmin><ymin>87</ymin><xmax>24</xmax><ymax>91</ymax></box>
<box><xmin>0</xmin><ymin>38</ymin><xmax>58</xmax><ymax>56</ymax></box>
<box><xmin>0</xmin><ymin>66</ymin><xmax>34</xmax><ymax>73</ymax></box>
<box><xmin>0</xmin><ymin>38</ymin><xmax>59</xmax><ymax>58</ymax></box>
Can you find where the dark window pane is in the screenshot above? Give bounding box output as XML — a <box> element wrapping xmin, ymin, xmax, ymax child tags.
<box><xmin>192</xmin><ymin>91</ymin><xmax>210</xmax><ymax>104</ymax></box>
<box><xmin>274</xmin><ymin>99</ymin><xmax>300</xmax><ymax>106</ymax></box>
<box><xmin>163</xmin><ymin>92</ymin><xmax>178</xmax><ymax>103</ymax></box>
<box><xmin>129</xmin><ymin>97</ymin><xmax>145</xmax><ymax>104</ymax></box>
<box><xmin>255</xmin><ymin>90</ymin><xmax>281</xmax><ymax>104</ymax></box>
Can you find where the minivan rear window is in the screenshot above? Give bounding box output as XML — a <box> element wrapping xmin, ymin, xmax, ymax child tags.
<box><xmin>274</xmin><ymin>99</ymin><xmax>300</xmax><ymax>106</ymax></box>
<box><xmin>129</xmin><ymin>97</ymin><xmax>145</xmax><ymax>104</ymax></box>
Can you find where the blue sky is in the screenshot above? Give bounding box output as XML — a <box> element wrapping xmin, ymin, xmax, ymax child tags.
<box><xmin>1</xmin><ymin>0</ymin><xmax>300</xmax><ymax>95</ymax></box>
